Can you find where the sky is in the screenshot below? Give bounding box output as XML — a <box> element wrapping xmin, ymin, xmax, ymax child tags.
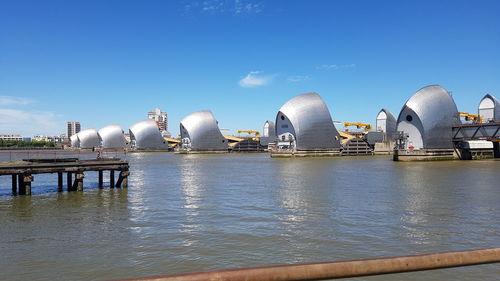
<box><xmin>1</xmin><ymin>0</ymin><xmax>499</xmax><ymax>136</ymax></box>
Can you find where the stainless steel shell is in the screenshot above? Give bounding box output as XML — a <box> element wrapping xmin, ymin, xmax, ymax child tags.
<box><xmin>396</xmin><ymin>85</ymin><xmax>459</xmax><ymax>149</ymax></box>
<box><xmin>98</xmin><ymin>124</ymin><xmax>126</xmax><ymax>149</ymax></box>
<box><xmin>129</xmin><ymin>120</ymin><xmax>167</xmax><ymax>149</ymax></box>
<box><xmin>275</xmin><ymin>92</ymin><xmax>341</xmax><ymax>150</ymax></box>
<box><xmin>77</xmin><ymin>129</ymin><xmax>101</xmax><ymax>149</ymax></box>
<box><xmin>260</xmin><ymin>120</ymin><xmax>276</xmax><ymax>146</ymax></box>
<box><xmin>180</xmin><ymin>110</ymin><xmax>228</xmax><ymax>151</ymax></box>
<box><xmin>376</xmin><ymin>108</ymin><xmax>397</xmax><ymax>134</ymax></box>
<box><xmin>478</xmin><ymin>94</ymin><xmax>500</xmax><ymax>122</ymax></box>
<box><xmin>70</xmin><ymin>134</ymin><xmax>79</xmax><ymax>148</ymax></box>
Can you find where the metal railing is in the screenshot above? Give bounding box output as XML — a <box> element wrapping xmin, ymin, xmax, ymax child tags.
<box><xmin>114</xmin><ymin>248</ymin><xmax>500</xmax><ymax>281</ymax></box>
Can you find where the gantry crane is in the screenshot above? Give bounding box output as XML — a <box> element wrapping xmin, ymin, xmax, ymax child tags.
<box><xmin>343</xmin><ymin>122</ymin><xmax>373</xmax><ymax>132</ymax></box>
<box><xmin>237</xmin><ymin>130</ymin><xmax>261</xmax><ymax>137</ymax></box>
<box><xmin>459</xmin><ymin>112</ymin><xmax>483</xmax><ymax>123</ymax></box>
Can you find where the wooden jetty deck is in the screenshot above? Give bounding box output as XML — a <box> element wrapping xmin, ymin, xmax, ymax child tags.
<box><xmin>0</xmin><ymin>158</ymin><xmax>129</xmax><ymax>195</ymax></box>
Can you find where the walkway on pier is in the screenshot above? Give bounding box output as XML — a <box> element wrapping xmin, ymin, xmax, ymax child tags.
<box><xmin>0</xmin><ymin>158</ymin><xmax>129</xmax><ymax>195</ymax></box>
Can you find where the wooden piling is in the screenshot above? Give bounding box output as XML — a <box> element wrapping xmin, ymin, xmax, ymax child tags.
<box><xmin>23</xmin><ymin>174</ymin><xmax>33</xmax><ymax>195</ymax></box>
<box><xmin>18</xmin><ymin>174</ymin><xmax>25</xmax><ymax>195</ymax></box>
<box><xmin>98</xmin><ymin>170</ymin><xmax>103</xmax><ymax>188</ymax></box>
<box><xmin>76</xmin><ymin>172</ymin><xmax>84</xmax><ymax>191</ymax></box>
<box><xmin>67</xmin><ymin>172</ymin><xmax>73</xmax><ymax>191</ymax></box>
<box><xmin>122</xmin><ymin>170</ymin><xmax>129</xmax><ymax>188</ymax></box>
<box><xmin>12</xmin><ymin>174</ymin><xmax>17</xmax><ymax>195</ymax></box>
<box><xmin>1</xmin><ymin>158</ymin><xmax>129</xmax><ymax>195</ymax></box>
<box><xmin>110</xmin><ymin>170</ymin><xmax>115</xmax><ymax>188</ymax></box>
<box><xmin>115</xmin><ymin>170</ymin><xmax>129</xmax><ymax>188</ymax></box>
<box><xmin>58</xmin><ymin>172</ymin><xmax>63</xmax><ymax>192</ymax></box>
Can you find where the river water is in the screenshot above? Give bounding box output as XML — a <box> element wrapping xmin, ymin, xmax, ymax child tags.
<box><xmin>0</xmin><ymin>153</ymin><xmax>499</xmax><ymax>280</ymax></box>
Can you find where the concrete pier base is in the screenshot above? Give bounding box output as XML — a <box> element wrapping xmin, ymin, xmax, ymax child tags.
<box><xmin>175</xmin><ymin>150</ymin><xmax>229</xmax><ymax>154</ymax></box>
<box><xmin>393</xmin><ymin>149</ymin><xmax>458</xmax><ymax>161</ymax></box>
<box><xmin>271</xmin><ymin>150</ymin><xmax>341</xmax><ymax>158</ymax></box>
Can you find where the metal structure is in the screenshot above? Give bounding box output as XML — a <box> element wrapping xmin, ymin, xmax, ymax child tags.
<box><xmin>452</xmin><ymin>122</ymin><xmax>500</xmax><ymax>141</ymax></box>
<box><xmin>98</xmin><ymin>124</ymin><xmax>126</xmax><ymax>149</ymax></box>
<box><xmin>459</xmin><ymin>112</ymin><xmax>482</xmax><ymax>123</ymax></box>
<box><xmin>179</xmin><ymin>110</ymin><xmax>228</xmax><ymax>151</ymax></box>
<box><xmin>478</xmin><ymin>94</ymin><xmax>500</xmax><ymax>123</ymax></box>
<box><xmin>129</xmin><ymin>119</ymin><xmax>167</xmax><ymax>150</ymax></box>
<box><xmin>237</xmin><ymin>130</ymin><xmax>260</xmax><ymax>136</ymax></box>
<box><xmin>76</xmin><ymin>129</ymin><xmax>101</xmax><ymax>149</ymax></box>
<box><xmin>396</xmin><ymin>85</ymin><xmax>460</xmax><ymax>150</ymax></box>
<box><xmin>376</xmin><ymin>108</ymin><xmax>397</xmax><ymax>134</ymax></box>
<box><xmin>260</xmin><ymin>120</ymin><xmax>276</xmax><ymax>146</ymax></box>
<box><xmin>343</xmin><ymin>122</ymin><xmax>372</xmax><ymax>132</ymax></box>
<box><xmin>275</xmin><ymin>92</ymin><xmax>340</xmax><ymax>151</ymax></box>
<box><xmin>70</xmin><ymin>134</ymin><xmax>79</xmax><ymax>148</ymax></box>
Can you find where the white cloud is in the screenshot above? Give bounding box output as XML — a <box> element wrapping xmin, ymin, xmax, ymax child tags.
<box><xmin>239</xmin><ymin>71</ymin><xmax>275</xmax><ymax>88</ymax></box>
<box><xmin>185</xmin><ymin>0</ymin><xmax>263</xmax><ymax>15</ymax></box>
<box><xmin>287</xmin><ymin>75</ymin><xmax>310</xmax><ymax>83</ymax></box>
<box><xmin>316</xmin><ymin>64</ymin><xmax>356</xmax><ymax>71</ymax></box>
<box><xmin>0</xmin><ymin>96</ymin><xmax>35</xmax><ymax>106</ymax></box>
<box><xmin>0</xmin><ymin>109</ymin><xmax>64</xmax><ymax>136</ymax></box>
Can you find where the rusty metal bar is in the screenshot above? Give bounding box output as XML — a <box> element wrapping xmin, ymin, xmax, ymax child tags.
<box><xmin>115</xmin><ymin>248</ymin><xmax>500</xmax><ymax>281</ymax></box>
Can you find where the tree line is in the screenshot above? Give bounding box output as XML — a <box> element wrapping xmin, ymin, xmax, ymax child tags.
<box><xmin>0</xmin><ymin>139</ymin><xmax>56</xmax><ymax>147</ymax></box>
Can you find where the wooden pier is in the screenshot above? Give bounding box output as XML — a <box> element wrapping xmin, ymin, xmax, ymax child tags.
<box><xmin>0</xmin><ymin>158</ymin><xmax>129</xmax><ymax>195</ymax></box>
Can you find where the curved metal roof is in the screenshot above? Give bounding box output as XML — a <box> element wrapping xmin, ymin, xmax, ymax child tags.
<box><xmin>260</xmin><ymin>120</ymin><xmax>276</xmax><ymax>146</ymax></box>
<box><xmin>129</xmin><ymin>119</ymin><xmax>167</xmax><ymax>149</ymax></box>
<box><xmin>180</xmin><ymin>110</ymin><xmax>228</xmax><ymax>151</ymax></box>
<box><xmin>478</xmin><ymin>94</ymin><xmax>500</xmax><ymax>122</ymax></box>
<box><xmin>98</xmin><ymin>124</ymin><xmax>126</xmax><ymax>149</ymax></box>
<box><xmin>77</xmin><ymin>129</ymin><xmax>101</xmax><ymax>149</ymax></box>
<box><xmin>376</xmin><ymin>108</ymin><xmax>397</xmax><ymax>134</ymax></box>
<box><xmin>396</xmin><ymin>85</ymin><xmax>459</xmax><ymax>149</ymax></box>
<box><xmin>70</xmin><ymin>134</ymin><xmax>79</xmax><ymax>148</ymax></box>
<box><xmin>263</xmin><ymin>120</ymin><xmax>276</xmax><ymax>137</ymax></box>
<box><xmin>276</xmin><ymin>92</ymin><xmax>340</xmax><ymax>150</ymax></box>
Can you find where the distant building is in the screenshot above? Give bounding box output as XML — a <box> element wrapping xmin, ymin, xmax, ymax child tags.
<box><xmin>67</xmin><ymin>121</ymin><xmax>81</xmax><ymax>139</ymax></box>
<box><xmin>33</xmin><ymin>135</ymin><xmax>66</xmax><ymax>143</ymax></box>
<box><xmin>0</xmin><ymin>134</ymin><xmax>23</xmax><ymax>141</ymax></box>
<box><xmin>147</xmin><ymin>108</ymin><xmax>170</xmax><ymax>137</ymax></box>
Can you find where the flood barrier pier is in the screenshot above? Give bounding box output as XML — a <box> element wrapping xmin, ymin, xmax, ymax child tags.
<box><xmin>0</xmin><ymin>158</ymin><xmax>129</xmax><ymax>195</ymax></box>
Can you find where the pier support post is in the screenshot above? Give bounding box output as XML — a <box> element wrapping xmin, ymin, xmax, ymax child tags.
<box><xmin>58</xmin><ymin>172</ymin><xmax>63</xmax><ymax>192</ymax></box>
<box><xmin>22</xmin><ymin>174</ymin><xmax>33</xmax><ymax>195</ymax></box>
<box><xmin>110</xmin><ymin>170</ymin><xmax>115</xmax><ymax>188</ymax></box>
<box><xmin>18</xmin><ymin>174</ymin><xmax>25</xmax><ymax>195</ymax></box>
<box><xmin>115</xmin><ymin>170</ymin><xmax>130</xmax><ymax>188</ymax></box>
<box><xmin>122</xmin><ymin>170</ymin><xmax>129</xmax><ymax>188</ymax></box>
<box><xmin>75</xmin><ymin>172</ymin><xmax>85</xmax><ymax>191</ymax></box>
<box><xmin>12</xmin><ymin>174</ymin><xmax>17</xmax><ymax>195</ymax></box>
<box><xmin>67</xmin><ymin>172</ymin><xmax>73</xmax><ymax>191</ymax></box>
<box><xmin>98</xmin><ymin>170</ymin><xmax>103</xmax><ymax>188</ymax></box>
<box><xmin>494</xmin><ymin>142</ymin><xmax>500</xmax><ymax>158</ymax></box>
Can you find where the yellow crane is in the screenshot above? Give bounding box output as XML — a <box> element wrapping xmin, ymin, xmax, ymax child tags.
<box><xmin>459</xmin><ymin>112</ymin><xmax>482</xmax><ymax>123</ymax></box>
<box><xmin>343</xmin><ymin>122</ymin><xmax>372</xmax><ymax>132</ymax></box>
<box><xmin>237</xmin><ymin>130</ymin><xmax>261</xmax><ymax>137</ymax></box>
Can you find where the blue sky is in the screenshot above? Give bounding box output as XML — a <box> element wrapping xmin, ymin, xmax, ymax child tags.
<box><xmin>1</xmin><ymin>0</ymin><xmax>499</xmax><ymax>136</ymax></box>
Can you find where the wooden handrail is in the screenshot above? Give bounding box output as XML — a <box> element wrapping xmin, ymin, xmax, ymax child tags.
<box><xmin>114</xmin><ymin>248</ymin><xmax>500</xmax><ymax>281</ymax></box>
